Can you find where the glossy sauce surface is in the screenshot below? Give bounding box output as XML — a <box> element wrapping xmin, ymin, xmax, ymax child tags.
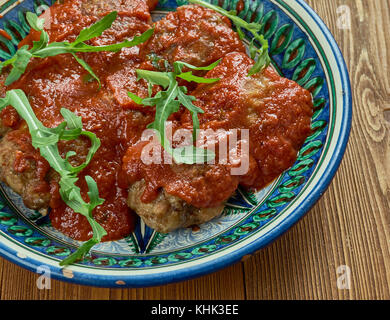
<box><xmin>123</xmin><ymin>52</ymin><xmax>313</xmax><ymax>207</ymax></box>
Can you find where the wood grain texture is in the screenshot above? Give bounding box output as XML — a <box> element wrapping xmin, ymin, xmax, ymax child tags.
<box><xmin>0</xmin><ymin>0</ymin><xmax>389</xmax><ymax>300</ymax></box>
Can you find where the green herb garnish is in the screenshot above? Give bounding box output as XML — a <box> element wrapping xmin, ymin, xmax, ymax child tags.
<box><xmin>0</xmin><ymin>89</ymin><xmax>105</xmax><ymax>266</ymax></box>
<box><xmin>0</xmin><ymin>11</ymin><xmax>154</xmax><ymax>86</ymax></box>
<box><xmin>128</xmin><ymin>60</ymin><xmax>221</xmax><ymax>164</ymax></box>
<box><xmin>189</xmin><ymin>0</ymin><xmax>270</xmax><ymax>76</ymax></box>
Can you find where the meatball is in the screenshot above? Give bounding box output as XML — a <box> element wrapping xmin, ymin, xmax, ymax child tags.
<box><xmin>122</xmin><ymin>139</ymin><xmax>238</xmax><ymax>233</ymax></box>
<box><xmin>0</xmin><ymin>118</ymin><xmax>11</xmax><ymax>138</ymax></box>
<box><xmin>80</xmin><ymin>0</ymin><xmax>156</xmax><ymax>18</ymax></box>
<box><xmin>0</xmin><ymin>129</ymin><xmax>51</xmax><ymax>213</ymax></box>
<box><xmin>123</xmin><ymin>52</ymin><xmax>313</xmax><ymax>232</ymax></box>
<box><xmin>127</xmin><ymin>180</ymin><xmax>225</xmax><ymax>233</ymax></box>
<box><xmin>140</xmin><ymin>5</ymin><xmax>246</xmax><ymax>67</ymax></box>
<box><xmin>187</xmin><ymin>52</ymin><xmax>314</xmax><ymax>188</ymax></box>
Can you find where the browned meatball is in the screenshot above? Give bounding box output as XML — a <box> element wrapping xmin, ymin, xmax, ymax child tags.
<box><xmin>127</xmin><ymin>180</ymin><xmax>225</xmax><ymax>233</ymax></box>
<box><xmin>140</xmin><ymin>5</ymin><xmax>246</xmax><ymax>67</ymax></box>
<box><xmin>80</xmin><ymin>0</ymin><xmax>156</xmax><ymax>18</ymax></box>
<box><xmin>0</xmin><ymin>129</ymin><xmax>51</xmax><ymax>213</ymax></box>
<box><xmin>0</xmin><ymin>119</ymin><xmax>11</xmax><ymax>138</ymax></box>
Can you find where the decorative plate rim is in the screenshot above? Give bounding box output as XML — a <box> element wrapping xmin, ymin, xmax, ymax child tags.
<box><xmin>0</xmin><ymin>0</ymin><xmax>352</xmax><ymax>288</ymax></box>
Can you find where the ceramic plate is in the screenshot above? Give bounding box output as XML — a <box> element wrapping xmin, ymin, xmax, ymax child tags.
<box><xmin>0</xmin><ymin>0</ymin><xmax>351</xmax><ymax>287</ymax></box>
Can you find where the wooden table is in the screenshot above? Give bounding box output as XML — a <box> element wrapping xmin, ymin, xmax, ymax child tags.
<box><xmin>0</xmin><ymin>0</ymin><xmax>389</xmax><ymax>300</ymax></box>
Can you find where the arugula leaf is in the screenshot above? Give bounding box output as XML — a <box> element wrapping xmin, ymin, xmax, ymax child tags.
<box><xmin>173</xmin><ymin>59</ymin><xmax>221</xmax><ymax>74</ymax></box>
<box><xmin>0</xmin><ymin>12</ymin><xmax>154</xmax><ymax>86</ymax></box>
<box><xmin>0</xmin><ymin>89</ymin><xmax>106</xmax><ymax>266</ymax></box>
<box><xmin>60</xmin><ymin>108</ymin><xmax>82</xmax><ymax>130</ymax></box>
<box><xmin>86</xmin><ymin>175</ymin><xmax>105</xmax><ymax>208</ymax></box>
<box><xmin>236</xmin><ymin>26</ymin><xmax>245</xmax><ymax>40</ymax></box>
<box><xmin>176</xmin><ymin>88</ymin><xmax>202</xmax><ymax>141</ymax></box>
<box><xmin>72</xmin><ymin>28</ymin><xmax>155</xmax><ymax>53</ymax></box>
<box><xmin>128</xmin><ymin>60</ymin><xmax>220</xmax><ymax>164</ymax></box>
<box><xmin>189</xmin><ymin>0</ymin><xmax>270</xmax><ymax>76</ymax></box>
<box><xmin>73</xmin><ymin>11</ymin><xmax>117</xmax><ymax>45</ymax></box>
<box><xmin>26</xmin><ymin>12</ymin><xmax>45</xmax><ymax>31</ymax></box>
<box><xmin>71</xmin><ymin>53</ymin><xmax>101</xmax><ymax>88</ymax></box>
<box><xmin>60</xmin><ymin>237</ymin><xmax>98</xmax><ymax>266</ymax></box>
<box><xmin>172</xmin><ymin>145</ymin><xmax>215</xmax><ymax>164</ymax></box>
<box><xmin>31</xmin><ymin>30</ymin><xmax>49</xmax><ymax>53</ymax></box>
<box><xmin>70</xmin><ymin>130</ymin><xmax>101</xmax><ymax>174</ymax></box>
<box><xmin>136</xmin><ymin>69</ymin><xmax>171</xmax><ymax>88</ymax></box>
<box><xmin>146</xmin><ymin>73</ymin><xmax>180</xmax><ymax>149</ymax></box>
<box><xmin>177</xmin><ymin>72</ymin><xmax>219</xmax><ymax>83</ymax></box>
<box><xmin>4</xmin><ymin>46</ymin><xmax>32</xmax><ymax>86</ymax></box>
<box><xmin>127</xmin><ymin>92</ymin><xmax>144</xmax><ymax>105</ymax></box>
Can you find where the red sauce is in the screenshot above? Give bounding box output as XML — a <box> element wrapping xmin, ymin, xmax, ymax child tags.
<box><xmin>123</xmin><ymin>52</ymin><xmax>313</xmax><ymax>207</ymax></box>
<box><xmin>190</xmin><ymin>53</ymin><xmax>313</xmax><ymax>189</ymax></box>
<box><xmin>0</xmin><ymin>1</ymin><xmax>313</xmax><ymax>240</ymax></box>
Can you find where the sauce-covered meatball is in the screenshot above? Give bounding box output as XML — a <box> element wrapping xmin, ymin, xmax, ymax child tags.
<box><xmin>140</xmin><ymin>5</ymin><xmax>246</xmax><ymax>67</ymax></box>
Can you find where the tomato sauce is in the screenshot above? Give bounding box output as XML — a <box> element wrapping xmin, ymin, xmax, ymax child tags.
<box><xmin>122</xmin><ymin>52</ymin><xmax>313</xmax><ymax>207</ymax></box>
<box><xmin>0</xmin><ymin>1</ymin><xmax>313</xmax><ymax>241</ymax></box>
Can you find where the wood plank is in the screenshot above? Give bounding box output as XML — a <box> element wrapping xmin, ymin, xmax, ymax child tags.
<box><xmin>109</xmin><ymin>263</ymin><xmax>245</xmax><ymax>300</ymax></box>
<box><xmin>0</xmin><ymin>259</ymin><xmax>245</xmax><ymax>299</ymax></box>
<box><xmin>243</xmin><ymin>0</ymin><xmax>390</xmax><ymax>300</ymax></box>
